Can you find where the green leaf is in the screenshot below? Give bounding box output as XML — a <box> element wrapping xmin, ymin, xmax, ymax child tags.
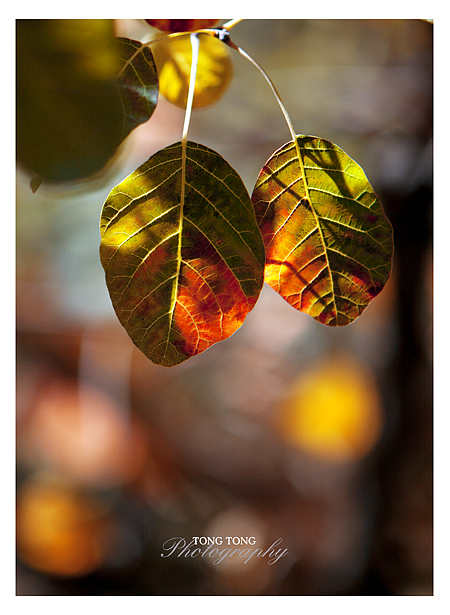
<box><xmin>16</xmin><ymin>21</ymin><xmax>158</xmax><ymax>184</ymax></box>
<box><xmin>252</xmin><ymin>136</ymin><xmax>393</xmax><ymax>326</ymax></box>
<box><xmin>115</xmin><ymin>37</ymin><xmax>158</xmax><ymax>139</ymax></box>
<box><xmin>17</xmin><ymin>20</ymin><xmax>122</xmax><ymax>182</ymax></box>
<box><xmin>100</xmin><ymin>141</ymin><xmax>266</xmax><ymax>367</ymax></box>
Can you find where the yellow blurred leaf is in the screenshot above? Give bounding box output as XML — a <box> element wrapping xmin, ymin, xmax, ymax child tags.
<box><xmin>152</xmin><ymin>34</ymin><xmax>232</xmax><ymax>109</ymax></box>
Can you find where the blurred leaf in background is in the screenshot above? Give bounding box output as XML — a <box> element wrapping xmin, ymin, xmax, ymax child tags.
<box><xmin>16</xmin><ymin>20</ymin><xmax>158</xmax><ymax>185</ymax></box>
<box><xmin>152</xmin><ymin>33</ymin><xmax>232</xmax><ymax>109</ymax></box>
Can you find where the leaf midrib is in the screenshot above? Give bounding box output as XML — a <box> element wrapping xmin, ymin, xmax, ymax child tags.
<box><xmin>291</xmin><ymin>138</ymin><xmax>338</xmax><ymax>320</ymax></box>
<box><xmin>163</xmin><ymin>142</ymin><xmax>187</xmax><ymax>360</ymax></box>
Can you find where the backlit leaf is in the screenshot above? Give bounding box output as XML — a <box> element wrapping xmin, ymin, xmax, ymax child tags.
<box><xmin>115</xmin><ymin>37</ymin><xmax>158</xmax><ymax>140</ymax></box>
<box><xmin>145</xmin><ymin>19</ymin><xmax>219</xmax><ymax>33</ymax></box>
<box><xmin>252</xmin><ymin>136</ymin><xmax>393</xmax><ymax>325</ymax></box>
<box><xmin>152</xmin><ymin>34</ymin><xmax>232</xmax><ymax>109</ymax></box>
<box><xmin>100</xmin><ymin>141</ymin><xmax>265</xmax><ymax>367</ymax></box>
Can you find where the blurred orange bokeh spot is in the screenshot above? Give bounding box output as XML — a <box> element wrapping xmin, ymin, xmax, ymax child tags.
<box><xmin>16</xmin><ymin>480</ymin><xmax>107</xmax><ymax>577</ymax></box>
<box><xmin>22</xmin><ymin>379</ymin><xmax>148</xmax><ymax>487</ymax></box>
<box><xmin>278</xmin><ymin>355</ymin><xmax>384</xmax><ymax>462</ymax></box>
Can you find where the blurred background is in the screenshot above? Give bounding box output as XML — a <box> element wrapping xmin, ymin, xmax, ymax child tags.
<box><xmin>16</xmin><ymin>19</ymin><xmax>433</xmax><ymax>596</ymax></box>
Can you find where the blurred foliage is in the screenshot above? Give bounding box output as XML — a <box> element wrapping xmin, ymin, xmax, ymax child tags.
<box><xmin>152</xmin><ymin>34</ymin><xmax>232</xmax><ymax>108</ymax></box>
<box><xmin>16</xmin><ymin>20</ymin><xmax>156</xmax><ymax>185</ymax></box>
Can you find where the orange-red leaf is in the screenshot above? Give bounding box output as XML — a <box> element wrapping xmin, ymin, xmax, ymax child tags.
<box><xmin>100</xmin><ymin>142</ymin><xmax>265</xmax><ymax>366</ymax></box>
<box><xmin>145</xmin><ymin>20</ymin><xmax>219</xmax><ymax>33</ymax></box>
<box><xmin>252</xmin><ymin>136</ymin><xmax>393</xmax><ymax>326</ymax></box>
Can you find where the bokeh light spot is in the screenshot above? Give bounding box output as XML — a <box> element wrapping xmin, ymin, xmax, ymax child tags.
<box><xmin>278</xmin><ymin>355</ymin><xmax>384</xmax><ymax>462</ymax></box>
<box><xmin>16</xmin><ymin>479</ymin><xmax>107</xmax><ymax>577</ymax></box>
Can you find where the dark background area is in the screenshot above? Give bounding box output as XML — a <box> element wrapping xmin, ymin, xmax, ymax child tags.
<box><xmin>16</xmin><ymin>19</ymin><xmax>433</xmax><ymax>596</ymax></box>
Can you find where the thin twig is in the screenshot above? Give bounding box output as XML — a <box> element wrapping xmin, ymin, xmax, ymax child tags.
<box><xmin>224</xmin><ymin>37</ymin><xmax>308</xmax><ymax>199</ymax></box>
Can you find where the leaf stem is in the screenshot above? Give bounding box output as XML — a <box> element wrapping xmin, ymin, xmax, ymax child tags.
<box><xmin>228</xmin><ymin>41</ymin><xmax>296</xmax><ymax>142</ymax></box>
<box><xmin>221</xmin><ymin>19</ymin><xmax>244</xmax><ymax>30</ymax></box>
<box><xmin>118</xmin><ymin>21</ymin><xmax>242</xmax><ymax>78</ymax></box>
<box><xmin>167</xmin><ymin>33</ymin><xmax>200</xmax><ymax>349</ymax></box>
<box><xmin>224</xmin><ymin>37</ymin><xmax>309</xmax><ymax>200</ymax></box>
<box><xmin>118</xmin><ymin>21</ymin><xmax>242</xmax><ymax>80</ymax></box>
<box><xmin>181</xmin><ymin>33</ymin><xmax>200</xmax><ymax>145</ymax></box>
<box><xmin>180</xmin><ymin>32</ymin><xmax>200</xmax><ymax>259</ymax></box>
